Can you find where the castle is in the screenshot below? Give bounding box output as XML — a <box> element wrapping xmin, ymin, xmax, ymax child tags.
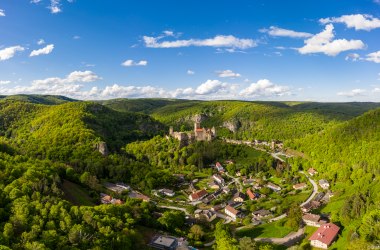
<box><xmin>169</xmin><ymin>122</ymin><xmax>216</xmax><ymax>145</ymax></box>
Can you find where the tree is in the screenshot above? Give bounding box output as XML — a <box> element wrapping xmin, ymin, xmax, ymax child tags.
<box><xmin>213</xmin><ymin>222</ymin><xmax>238</xmax><ymax>250</ymax></box>
<box><xmin>189</xmin><ymin>225</ymin><xmax>205</xmax><ymax>241</ymax></box>
<box><xmin>359</xmin><ymin>209</ymin><xmax>380</xmax><ymax>243</ymax></box>
<box><xmin>286</xmin><ymin>204</ymin><xmax>302</xmax><ymax>231</ymax></box>
<box><xmin>239</xmin><ymin>237</ymin><xmax>257</xmax><ymax>250</ymax></box>
<box><xmin>158</xmin><ymin>211</ymin><xmax>185</xmax><ymax>232</ymax></box>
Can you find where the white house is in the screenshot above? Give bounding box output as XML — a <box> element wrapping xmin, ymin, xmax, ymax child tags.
<box><xmin>319</xmin><ymin>179</ymin><xmax>330</xmax><ymax>190</ymax></box>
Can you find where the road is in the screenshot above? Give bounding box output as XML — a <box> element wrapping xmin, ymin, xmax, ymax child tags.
<box><xmin>157</xmin><ymin>205</ymin><xmax>190</xmax><ymax>215</ymax></box>
<box><xmin>255</xmin><ymin>227</ymin><xmax>305</xmax><ymax>247</ymax></box>
<box><xmin>300</xmin><ymin>171</ymin><xmax>319</xmax><ymax>207</ymax></box>
<box><xmin>225</xmin><ymin>172</ymin><xmax>243</xmax><ymax>192</ymax></box>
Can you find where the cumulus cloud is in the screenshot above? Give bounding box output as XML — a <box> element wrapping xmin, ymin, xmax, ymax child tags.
<box><xmin>240</xmin><ymin>79</ymin><xmax>291</xmax><ymax>97</ymax></box>
<box><xmin>121</xmin><ymin>60</ymin><xmax>148</xmax><ymax>67</ymax></box>
<box><xmin>365</xmin><ymin>51</ymin><xmax>380</xmax><ymax>63</ymax></box>
<box><xmin>298</xmin><ymin>24</ymin><xmax>365</xmax><ymax>56</ymax></box>
<box><xmin>187</xmin><ymin>70</ymin><xmax>195</xmax><ymax>75</ymax></box>
<box><xmin>0</xmin><ymin>9</ymin><xmax>5</xmax><ymax>16</ymax></box>
<box><xmin>32</xmin><ymin>70</ymin><xmax>101</xmax><ymax>86</ymax></box>
<box><xmin>49</xmin><ymin>0</ymin><xmax>62</xmax><ymax>13</ymax></box>
<box><xmin>216</xmin><ymin>70</ymin><xmax>241</xmax><ymax>78</ymax></box>
<box><xmin>320</xmin><ymin>14</ymin><xmax>380</xmax><ymax>31</ymax></box>
<box><xmin>337</xmin><ymin>88</ymin><xmax>366</xmax><ymax>97</ymax></box>
<box><xmin>345</xmin><ymin>53</ymin><xmax>361</xmax><ymax>61</ymax></box>
<box><xmin>260</xmin><ymin>26</ymin><xmax>312</xmax><ymax>38</ymax></box>
<box><xmin>143</xmin><ymin>34</ymin><xmax>256</xmax><ymax>50</ymax></box>
<box><xmin>0</xmin><ymin>46</ymin><xmax>25</xmax><ymax>61</ymax></box>
<box><xmin>373</xmin><ymin>87</ymin><xmax>380</xmax><ymax>93</ymax></box>
<box><xmin>195</xmin><ymin>80</ymin><xmax>228</xmax><ymax>95</ymax></box>
<box><xmin>30</xmin><ymin>44</ymin><xmax>54</xmax><ymax>57</ymax></box>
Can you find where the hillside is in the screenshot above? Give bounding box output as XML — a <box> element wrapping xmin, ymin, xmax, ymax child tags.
<box><xmin>289</xmin><ymin>108</ymin><xmax>380</xmax><ymax>247</ymax></box>
<box><xmin>0</xmin><ymin>94</ymin><xmax>77</xmax><ymax>105</ymax></box>
<box><xmin>0</xmin><ymin>100</ymin><xmax>166</xmax><ymax>161</ymax></box>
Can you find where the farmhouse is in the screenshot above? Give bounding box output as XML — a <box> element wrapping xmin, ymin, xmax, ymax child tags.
<box><xmin>302</xmin><ymin>213</ymin><xmax>327</xmax><ymax>227</ymax></box>
<box><xmin>215</xmin><ymin>162</ymin><xmax>224</xmax><ymax>172</ymax></box>
<box><xmin>308</xmin><ymin>168</ymin><xmax>318</xmax><ymax>176</ymax></box>
<box><xmin>309</xmin><ymin>223</ymin><xmax>340</xmax><ymax>249</ymax></box>
<box><xmin>293</xmin><ymin>183</ymin><xmax>307</xmax><ymax>190</ymax></box>
<box><xmin>213</xmin><ymin>174</ymin><xmax>225</xmax><ymax>185</ymax></box>
<box><xmin>189</xmin><ymin>189</ymin><xmax>208</xmax><ymax>201</ymax></box>
<box><xmin>319</xmin><ymin>179</ymin><xmax>330</xmax><ymax>189</ymax></box>
<box><xmin>246</xmin><ymin>189</ymin><xmax>259</xmax><ymax>200</ymax></box>
<box><xmin>225</xmin><ymin>205</ymin><xmax>240</xmax><ymax>220</ymax></box>
<box><xmin>252</xmin><ymin>209</ymin><xmax>271</xmax><ymax>219</ymax></box>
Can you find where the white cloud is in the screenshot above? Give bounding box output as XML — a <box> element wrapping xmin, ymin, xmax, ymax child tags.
<box><xmin>30</xmin><ymin>44</ymin><xmax>54</xmax><ymax>57</ymax></box>
<box><xmin>37</xmin><ymin>39</ymin><xmax>45</xmax><ymax>45</ymax></box>
<box><xmin>73</xmin><ymin>35</ymin><xmax>81</xmax><ymax>40</ymax></box>
<box><xmin>320</xmin><ymin>14</ymin><xmax>380</xmax><ymax>31</ymax></box>
<box><xmin>337</xmin><ymin>88</ymin><xmax>366</xmax><ymax>97</ymax></box>
<box><xmin>217</xmin><ymin>70</ymin><xmax>241</xmax><ymax>78</ymax></box>
<box><xmin>30</xmin><ymin>0</ymin><xmax>42</xmax><ymax>3</ymax></box>
<box><xmin>49</xmin><ymin>0</ymin><xmax>62</xmax><ymax>13</ymax></box>
<box><xmin>187</xmin><ymin>70</ymin><xmax>195</xmax><ymax>75</ymax></box>
<box><xmin>298</xmin><ymin>24</ymin><xmax>365</xmax><ymax>56</ymax></box>
<box><xmin>365</xmin><ymin>51</ymin><xmax>380</xmax><ymax>63</ymax></box>
<box><xmin>375</xmin><ymin>0</ymin><xmax>380</xmax><ymax>5</ymax></box>
<box><xmin>0</xmin><ymin>46</ymin><xmax>25</xmax><ymax>61</ymax></box>
<box><xmin>345</xmin><ymin>53</ymin><xmax>361</xmax><ymax>61</ymax></box>
<box><xmin>240</xmin><ymin>79</ymin><xmax>291</xmax><ymax>97</ymax></box>
<box><xmin>195</xmin><ymin>80</ymin><xmax>227</xmax><ymax>95</ymax></box>
<box><xmin>121</xmin><ymin>60</ymin><xmax>148</xmax><ymax>67</ymax></box>
<box><xmin>0</xmin><ymin>9</ymin><xmax>5</xmax><ymax>16</ymax></box>
<box><xmin>32</xmin><ymin>70</ymin><xmax>101</xmax><ymax>86</ymax></box>
<box><xmin>260</xmin><ymin>26</ymin><xmax>312</xmax><ymax>38</ymax></box>
<box><xmin>0</xmin><ymin>80</ymin><xmax>11</xmax><ymax>85</ymax></box>
<box><xmin>373</xmin><ymin>87</ymin><xmax>380</xmax><ymax>93</ymax></box>
<box><xmin>143</xmin><ymin>34</ymin><xmax>256</xmax><ymax>50</ymax></box>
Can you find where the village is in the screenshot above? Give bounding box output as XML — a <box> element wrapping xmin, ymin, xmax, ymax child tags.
<box><xmin>98</xmin><ymin>123</ymin><xmax>340</xmax><ymax>250</ymax></box>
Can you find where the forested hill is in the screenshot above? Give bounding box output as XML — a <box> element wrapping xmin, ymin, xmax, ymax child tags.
<box><xmin>0</xmin><ymin>100</ymin><xmax>166</xmax><ymax>160</ymax></box>
<box><xmin>0</xmin><ymin>94</ymin><xmax>77</xmax><ymax>105</ymax></box>
<box><xmin>287</xmin><ymin>108</ymin><xmax>380</xmax><ymax>247</ymax></box>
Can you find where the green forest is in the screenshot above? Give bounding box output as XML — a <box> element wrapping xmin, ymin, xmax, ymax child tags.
<box><xmin>0</xmin><ymin>95</ymin><xmax>379</xmax><ymax>249</ymax></box>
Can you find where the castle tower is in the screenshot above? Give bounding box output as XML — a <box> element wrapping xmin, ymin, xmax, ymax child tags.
<box><xmin>169</xmin><ymin>126</ymin><xmax>174</xmax><ymax>135</ymax></box>
<box><xmin>194</xmin><ymin>122</ymin><xmax>201</xmax><ymax>132</ymax></box>
<box><xmin>211</xmin><ymin>126</ymin><xmax>216</xmax><ymax>137</ymax></box>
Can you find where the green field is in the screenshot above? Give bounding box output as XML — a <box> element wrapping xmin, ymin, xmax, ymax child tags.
<box><xmin>61</xmin><ymin>179</ymin><xmax>95</xmax><ymax>206</ymax></box>
<box><xmin>236</xmin><ymin>219</ymin><xmax>293</xmax><ymax>238</ymax></box>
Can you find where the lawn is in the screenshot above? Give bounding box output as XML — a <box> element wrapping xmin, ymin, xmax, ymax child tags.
<box><xmin>61</xmin><ymin>179</ymin><xmax>95</xmax><ymax>206</ymax></box>
<box><xmin>236</xmin><ymin>219</ymin><xmax>293</xmax><ymax>238</ymax></box>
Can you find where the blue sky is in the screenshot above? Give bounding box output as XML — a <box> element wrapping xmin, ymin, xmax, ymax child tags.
<box><xmin>0</xmin><ymin>0</ymin><xmax>380</xmax><ymax>101</ymax></box>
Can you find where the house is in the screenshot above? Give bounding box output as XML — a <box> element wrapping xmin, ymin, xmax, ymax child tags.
<box><xmin>309</xmin><ymin>223</ymin><xmax>340</xmax><ymax>249</ymax></box>
<box><xmin>215</xmin><ymin>162</ymin><xmax>224</xmax><ymax>172</ymax></box>
<box><xmin>101</xmin><ymin>193</ymin><xmax>112</xmax><ymax>204</ymax></box>
<box><xmin>213</xmin><ymin>174</ymin><xmax>225</xmax><ymax>185</ymax></box>
<box><xmin>222</xmin><ymin>186</ymin><xmax>230</xmax><ymax>194</ymax></box>
<box><xmin>160</xmin><ymin>189</ymin><xmax>175</xmax><ymax>197</ymax></box>
<box><xmin>302</xmin><ymin>201</ymin><xmax>321</xmax><ymax>212</ymax></box>
<box><xmin>293</xmin><ymin>183</ymin><xmax>307</xmax><ymax>190</ymax></box>
<box><xmin>233</xmin><ymin>192</ymin><xmax>246</xmax><ymax>202</ymax></box>
<box><xmin>208</xmin><ymin>180</ymin><xmax>220</xmax><ymax>189</ymax></box>
<box><xmin>111</xmin><ymin>198</ymin><xmax>124</xmax><ymax>205</ymax></box>
<box><xmin>308</xmin><ymin>168</ymin><xmax>318</xmax><ymax>176</ymax></box>
<box><xmin>246</xmin><ymin>189</ymin><xmax>257</xmax><ymax>200</ymax></box>
<box><xmin>225</xmin><ymin>205</ymin><xmax>240</xmax><ymax>220</ymax></box>
<box><xmin>189</xmin><ymin>189</ymin><xmax>208</xmax><ymax>201</ymax></box>
<box><xmin>115</xmin><ymin>182</ymin><xmax>130</xmax><ymax>191</ymax></box>
<box><xmin>201</xmin><ymin>210</ymin><xmax>217</xmax><ymax>222</ymax></box>
<box><xmin>202</xmin><ymin>194</ymin><xmax>216</xmax><ymax>204</ymax></box>
<box><xmin>302</xmin><ymin>213</ymin><xmax>327</xmax><ymax>227</ymax></box>
<box><xmin>266</xmin><ymin>182</ymin><xmax>281</xmax><ymax>192</ymax></box>
<box><xmin>211</xmin><ymin>203</ymin><xmax>225</xmax><ymax>212</ymax></box>
<box><xmin>252</xmin><ymin>209</ymin><xmax>271</xmax><ymax>219</ymax></box>
<box><xmin>149</xmin><ymin>235</ymin><xmax>178</xmax><ymax>250</ymax></box>
<box><xmin>319</xmin><ymin>179</ymin><xmax>330</xmax><ymax>189</ymax></box>
<box><xmin>243</xmin><ymin>179</ymin><xmax>255</xmax><ymax>186</ymax></box>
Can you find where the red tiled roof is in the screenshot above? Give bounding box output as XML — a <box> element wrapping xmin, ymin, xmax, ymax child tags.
<box><xmin>190</xmin><ymin>190</ymin><xmax>208</xmax><ymax>200</ymax></box>
<box><xmin>225</xmin><ymin>205</ymin><xmax>238</xmax><ymax>215</ymax></box>
<box><xmin>309</xmin><ymin>223</ymin><xmax>340</xmax><ymax>246</ymax></box>
<box><xmin>216</xmin><ymin>162</ymin><xmax>222</xmax><ymax>168</ymax></box>
<box><xmin>293</xmin><ymin>183</ymin><xmax>307</xmax><ymax>189</ymax></box>
<box><xmin>246</xmin><ymin>189</ymin><xmax>255</xmax><ymax>199</ymax></box>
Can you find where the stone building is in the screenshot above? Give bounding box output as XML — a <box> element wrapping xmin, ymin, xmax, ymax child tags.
<box><xmin>169</xmin><ymin>122</ymin><xmax>216</xmax><ymax>146</ymax></box>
